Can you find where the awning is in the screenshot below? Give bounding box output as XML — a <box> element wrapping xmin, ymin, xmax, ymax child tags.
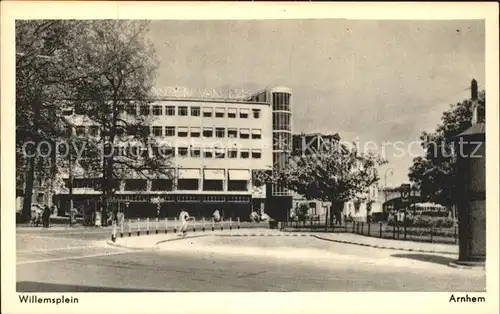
<box><xmin>204</xmin><ymin>169</ymin><xmax>226</xmax><ymax>180</ymax></box>
<box><xmin>229</xmin><ymin>169</ymin><xmax>250</xmax><ymax>181</ymax></box>
<box><xmin>190</xmin><ymin>127</ymin><xmax>201</xmax><ymax>133</ymax></box>
<box><xmin>214</xmin><ymin>148</ymin><xmax>225</xmax><ymax>154</ymax></box>
<box><xmin>215</xmin><ymin>108</ymin><xmax>225</xmax><ymax>113</ymax></box>
<box><xmin>177</xmin><ymin>127</ymin><xmax>188</xmax><ymax>133</ymax></box>
<box><xmin>178</xmin><ymin>169</ymin><xmax>201</xmax><ymax>179</ymax></box>
<box><xmin>240</xmin><ymin>128</ymin><xmax>250</xmax><ymax>135</ymax></box>
<box><xmin>240</xmin><ymin>108</ymin><xmax>249</xmax><ymax>114</ymax></box>
<box><xmin>228</xmin><ymin>108</ymin><xmax>237</xmax><ymax>114</ymax></box>
<box><xmin>203</xmin><ymin>107</ymin><xmax>212</xmax><ymax>113</ymax></box>
<box><xmin>251</xmin><ymin>129</ymin><xmax>262</xmax><ymax>136</ymax></box>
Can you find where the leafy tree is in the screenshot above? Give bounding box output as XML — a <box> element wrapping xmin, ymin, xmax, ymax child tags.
<box><xmin>274</xmin><ymin>142</ymin><xmax>386</xmax><ymax>225</ymax></box>
<box><xmin>408</xmin><ymin>90</ymin><xmax>485</xmax><ymax>207</ymax></box>
<box><xmin>16</xmin><ymin>20</ymin><xmax>86</xmax><ymax>221</ymax></box>
<box><xmin>61</xmin><ymin>21</ymin><xmax>173</xmax><ymax>220</ymax></box>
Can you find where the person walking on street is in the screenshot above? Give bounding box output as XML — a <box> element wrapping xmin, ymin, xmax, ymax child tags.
<box><xmin>213</xmin><ymin>209</ymin><xmax>221</xmax><ymax>223</ymax></box>
<box><xmin>42</xmin><ymin>205</ymin><xmax>51</xmax><ymax>228</ymax></box>
<box><xmin>179</xmin><ymin>209</ymin><xmax>192</xmax><ymax>237</ymax></box>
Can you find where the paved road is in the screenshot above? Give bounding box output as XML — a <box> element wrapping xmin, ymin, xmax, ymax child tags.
<box><xmin>16</xmin><ymin>228</ymin><xmax>485</xmax><ymax>292</ymax></box>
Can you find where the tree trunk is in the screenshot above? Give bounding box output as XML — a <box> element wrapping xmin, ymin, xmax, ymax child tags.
<box><xmin>330</xmin><ymin>201</ymin><xmax>345</xmax><ymax>226</ymax></box>
<box><xmin>22</xmin><ymin>156</ymin><xmax>36</xmax><ymax>222</ymax></box>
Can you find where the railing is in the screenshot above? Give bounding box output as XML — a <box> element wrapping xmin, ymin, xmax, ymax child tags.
<box><xmin>282</xmin><ymin>217</ymin><xmax>458</xmax><ymax>245</ymax></box>
<box><xmin>347</xmin><ymin>221</ymin><xmax>458</xmax><ymax>245</ymax></box>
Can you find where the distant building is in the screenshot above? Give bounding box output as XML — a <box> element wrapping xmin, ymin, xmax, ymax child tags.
<box><xmin>290</xmin><ymin>132</ymin><xmax>379</xmax><ymax>222</ymax></box>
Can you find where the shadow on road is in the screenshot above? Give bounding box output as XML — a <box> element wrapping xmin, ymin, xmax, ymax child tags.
<box><xmin>17</xmin><ymin>281</ymin><xmax>180</xmax><ymax>292</ymax></box>
<box><xmin>390</xmin><ymin>253</ymin><xmax>455</xmax><ymax>266</ymax></box>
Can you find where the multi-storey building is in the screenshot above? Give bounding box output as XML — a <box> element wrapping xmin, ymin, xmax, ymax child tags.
<box><xmin>53</xmin><ymin>87</ymin><xmax>293</xmax><ymax>220</ymax></box>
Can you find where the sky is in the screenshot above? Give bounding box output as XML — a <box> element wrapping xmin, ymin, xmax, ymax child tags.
<box><xmin>147</xmin><ymin>19</ymin><xmax>485</xmax><ymax>187</ymax></box>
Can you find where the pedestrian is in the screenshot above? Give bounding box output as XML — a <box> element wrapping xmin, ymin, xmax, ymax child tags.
<box><xmin>179</xmin><ymin>209</ymin><xmax>192</xmax><ymax>237</ymax></box>
<box><xmin>42</xmin><ymin>205</ymin><xmax>51</xmax><ymax>228</ymax></box>
<box><xmin>213</xmin><ymin>209</ymin><xmax>221</xmax><ymax>222</ymax></box>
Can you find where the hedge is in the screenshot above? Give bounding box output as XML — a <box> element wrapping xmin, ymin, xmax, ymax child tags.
<box><xmin>387</xmin><ymin>215</ymin><xmax>455</xmax><ymax>228</ymax></box>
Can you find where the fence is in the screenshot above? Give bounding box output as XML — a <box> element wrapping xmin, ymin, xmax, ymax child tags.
<box><xmin>347</xmin><ymin>221</ymin><xmax>458</xmax><ymax>245</ymax></box>
<box><xmin>283</xmin><ymin>217</ymin><xmax>458</xmax><ymax>245</ymax></box>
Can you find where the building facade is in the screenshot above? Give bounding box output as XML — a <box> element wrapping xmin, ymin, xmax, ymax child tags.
<box><xmin>248</xmin><ymin>87</ymin><xmax>294</xmax><ymax>220</ymax></box>
<box><xmin>54</xmin><ymin>87</ymin><xmax>292</xmax><ymax>220</ymax></box>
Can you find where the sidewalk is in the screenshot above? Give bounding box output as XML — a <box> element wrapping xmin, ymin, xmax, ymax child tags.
<box><xmin>106</xmin><ymin>228</ymin><xmax>284</xmax><ymax>250</ymax></box>
<box><xmin>314</xmin><ymin>233</ymin><xmax>458</xmax><ymax>254</ymax></box>
<box><xmin>105</xmin><ymin>227</ymin><xmax>459</xmax><ymax>255</ymax></box>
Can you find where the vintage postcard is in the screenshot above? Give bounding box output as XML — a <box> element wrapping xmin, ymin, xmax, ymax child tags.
<box><xmin>1</xmin><ymin>1</ymin><xmax>499</xmax><ymax>314</ymax></box>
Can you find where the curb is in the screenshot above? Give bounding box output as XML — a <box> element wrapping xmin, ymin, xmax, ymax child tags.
<box><xmin>156</xmin><ymin>234</ymin><xmax>210</xmax><ymax>245</ymax></box>
<box><xmin>448</xmin><ymin>261</ymin><xmax>485</xmax><ymax>270</ymax></box>
<box><xmin>106</xmin><ymin>231</ymin><xmax>313</xmax><ymax>250</ymax></box>
<box><xmin>106</xmin><ymin>240</ymin><xmax>157</xmax><ymax>251</ymax></box>
<box><xmin>313</xmin><ymin>235</ymin><xmax>457</xmax><ymax>255</ymax></box>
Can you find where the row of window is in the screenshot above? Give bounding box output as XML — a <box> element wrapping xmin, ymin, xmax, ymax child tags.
<box><xmin>66</xmin><ymin>105</ymin><xmax>262</xmax><ymax>119</ymax></box>
<box><xmin>69</xmin><ymin>178</ymin><xmax>250</xmax><ymax>192</ymax></box>
<box><xmin>73</xmin><ymin>125</ymin><xmax>264</xmax><ymax>139</ymax></box>
<box><xmin>81</xmin><ymin>147</ymin><xmax>263</xmax><ymax>159</ymax></box>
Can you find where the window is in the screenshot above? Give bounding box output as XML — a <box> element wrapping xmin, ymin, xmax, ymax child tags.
<box><xmin>240</xmin><ymin>149</ymin><xmax>249</xmax><ymax>159</ymax></box>
<box><xmin>165</xmin><ymin>126</ymin><xmax>175</xmax><ymax>136</ymax></box>
<box><xmin>62</xmin><ymin>108</ymin><xmax>73</xmax><ymax>116</ymax></box>
<box><xmin>272</xmin><ymin>92</ymin><xmax>291</xmax><ymax>110</ymax></box>
<box><xmin>151</xmin><ymin>179</ymin><xmax>173</xmax><ymax>191</ymax></box>
<box><xmin>215</xmin><ymin>148</ymin><xmax>225</xmax><ymax>159</ymax></box>
<box><xmin>178</xmin><ymin>147</ymin><xmax>189</xmax><ymax>157</ymax></box>
<box><xmin>228</xmin><ymin>181</ymin><xmax>248</xmax><ymax>191</ymax></box>
<box><xmin>228</xmin><ymin>148</ymin><xmax>238</xmax><ymax>158</ymax></box>
<box><xmin>227</xmin><ymin>128</ymin><xmax>238</xmax><ymax>138</ymax></box>
<box><xmin>126</xmin><ymin>104</ymin><xmax>137</xmax><ymax>116</ymax></box>
<box><xmin>159</xmin><ymin>147</ymin><xmax>175</xmax><ymax>157</ymax></box>
<box><xmin>152</xmin><ymin>105</ymin><xmax>162</xmax><ymax>116</ymax></box>
<box><xmin>252</xmin><ymin>149</ymin><xmax>262</xmax><ymax>159</ymax></box>
<box><xmin>215</xmin><ymin>127</ymin><xmax>225</xmax><ymax>138</ymax></box>
<box><xmin>177</xmin><ymin>179</ymin><xmax>198</xmax><ymax>191</ymax></box>
<box><xmin>140</xmin><ymin>105</ymin><xmax>150</xmax><ymax>115</ymax></box>
<box><xmin>204</xmin><ymin>148</ymin><xmax>213</xmax><ymax>158</ymax></box>
<box><xmin>239</xmin><ymin>128</ymin><xmax>250</xmax><ymax>139</ymax></box>
<box><xmin>165</xmin><ymin>106</ymin><xmax>175</xmax><ymax>116</ymax></box>
<box><xmin>251</xmin><ymin>129</ymin><xmax>262</xmax><ymax>139</ymax></box>
<box><xmin>191</xmin><ymin>106</ymin><xmax>201</xmax><ymax>116</ymax></box>
<box><xmin>203</xmin><ymin>180</ymin><xmax>224</xmax><ymax>191</ymax></box>
<box><xmin>125</xmin><ymin>179</ymin><xmax>147</xmax><ymax>191</ymax></box>
<box><xmin>190</xmin><ymin>127</ymin><xmax>201</xmax><ymax>137</ymax></box>
<box><xmin>239</xmin><ymin>108</ymin><xmax>249</xmax><ymax>118</ymax></box>
<box><xmin>177</xmin><ymin>127</ymin><xmax>188</xmax><ymax>137</ymax></box>
<box><xmin>76</xmin><ymin>126</ymin><xmax>86</xmax><ymax>137</ymax></box>
<box><xmin>203</xmin><ymin>127</ymin><xmax>213</xmax><ymax>138</ymax></box>
<box><xmin>152</xmin><ymin>126</ymin><xmax>163</xmax><ymax>137</ymax></box>
<box><xmin>227</xmin><ymin>108</ymin><xmax>237</xmax><ymax>118</ymax></box>
<box><xmin>89</xmin><ymin>126</ymin><xmax>99</xmax><ymax>137</ymax></box>
<box><xmin>203</xmin><ymin>107</ymin><xmax>212</xmax><ymax>117</ymax></box>
<box><xmin>178</xmin><ymin>106</ymin><xmax>188</xmax><ymax>116</ymax></box>
<box><xmin>190</xmin><ymin>147</ymin><xmax>201</xmax><ymax>158</ymax></box>
<box><xmin>252</xmin><ymin>109</ymin><xmax>261</xmax><ymax>119</ymax></box>
<box><xmin>215</xmin><ymin>108</ymin><xmax>225</xmax><ymax>118</ymax></box>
